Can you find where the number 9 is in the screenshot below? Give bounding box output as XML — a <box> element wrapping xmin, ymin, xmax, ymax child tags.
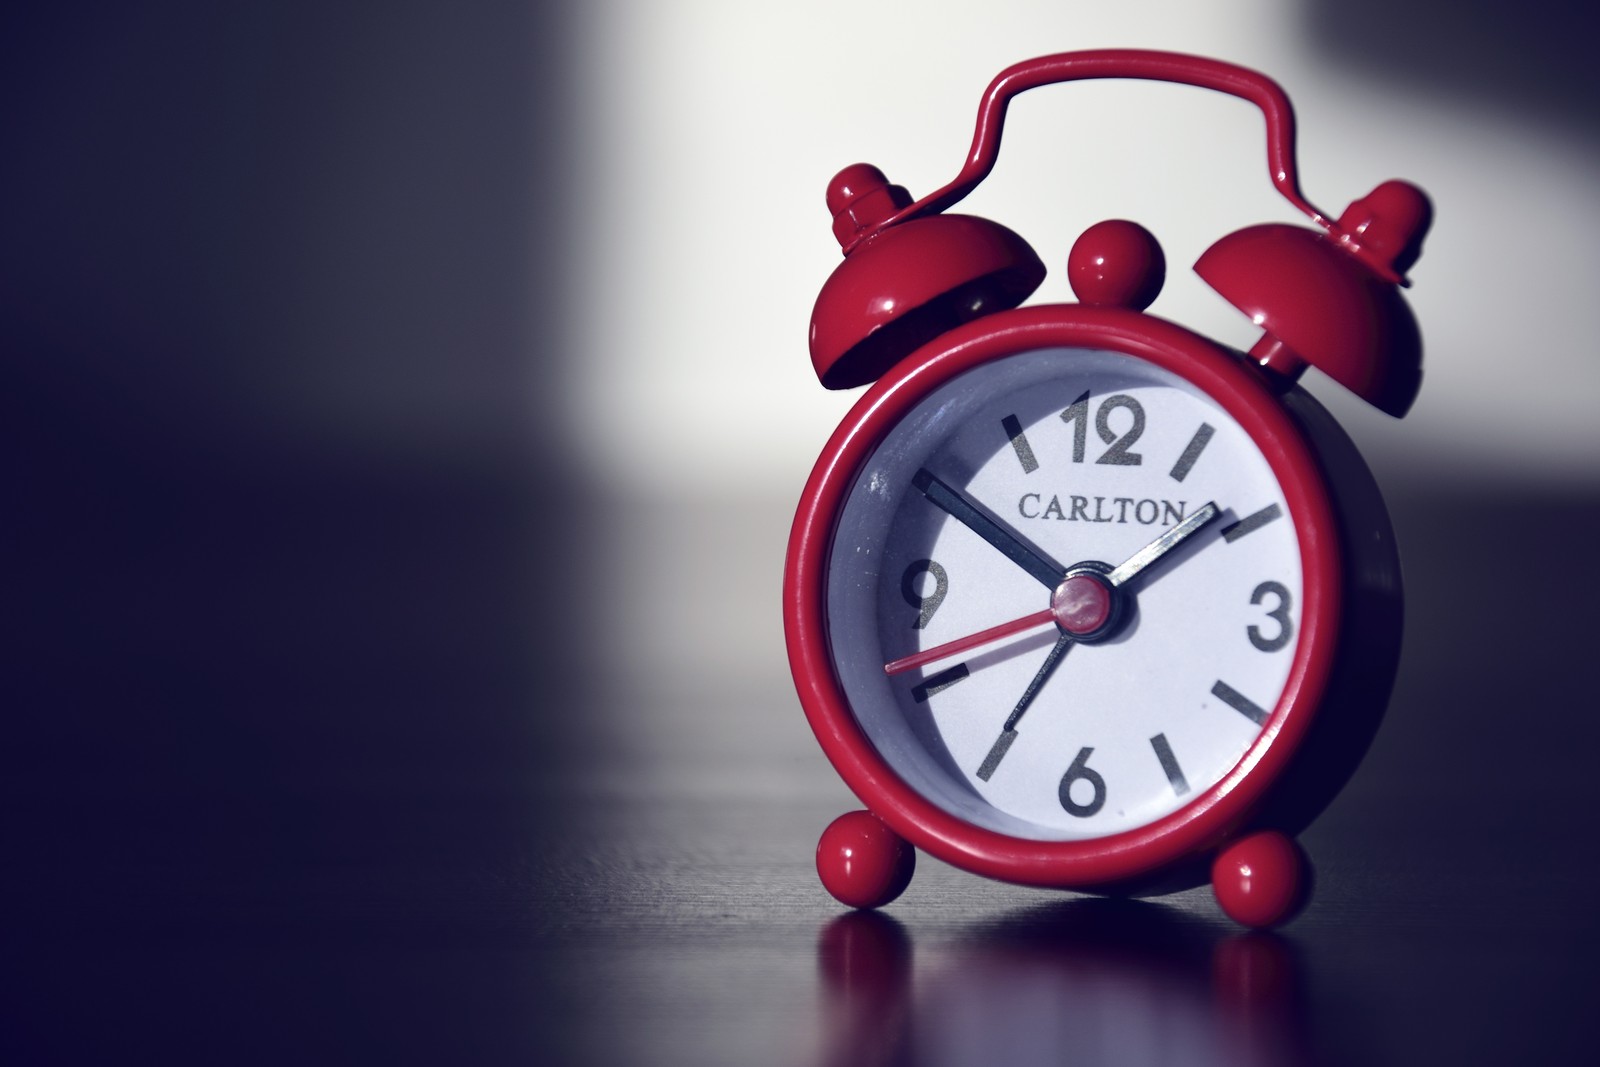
<box><xmin>901</xmin><ymin>559</ymin><xmax>949</xmax><ymax>629</ymax></box>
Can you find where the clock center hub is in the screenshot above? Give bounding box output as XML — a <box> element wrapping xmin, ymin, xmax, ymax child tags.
<box><xmin>1051</xmin><ymin>570</ymin><xmax>1118</xmax><ymax>640</ymax></box>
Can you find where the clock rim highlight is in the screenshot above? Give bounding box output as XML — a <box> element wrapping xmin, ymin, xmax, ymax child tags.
<box><xmin>784</xmin><ymin>305</ymin><xmax>1342</xmax><ymax>890</ymax></box>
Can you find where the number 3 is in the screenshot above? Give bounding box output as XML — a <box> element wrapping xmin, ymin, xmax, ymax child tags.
<box><xmin>1248</xmin><ymin>580</ymin><xmax>1294</xmax><ymax>652</ymax></box>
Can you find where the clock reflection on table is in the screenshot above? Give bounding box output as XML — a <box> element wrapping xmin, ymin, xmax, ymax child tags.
<box><xmin>816</xmin><ymin>901</ymin><xmax>1312</xmax><ymax>1067</ymax></box>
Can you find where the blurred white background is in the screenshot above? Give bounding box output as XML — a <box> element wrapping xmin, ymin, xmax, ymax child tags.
<box><xmin>565</xmin><ymin>0</ymin><xmax>1600</xmax><ymax>695</ymax></box>
<box><xmin>574</xmin><ymin>0</ymin><xmax>1599</xmax><ymax>492</ymax></box>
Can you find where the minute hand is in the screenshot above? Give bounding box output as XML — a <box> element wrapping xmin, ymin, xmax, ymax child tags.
<box><xmin>1105</xmin><ymin>502</ymin><xmax>1221</xmax><ymax>587</ymax></box>
<box><xmin>912</xmin><ymin>468</ymin><xmax>1062</xmax><ymax>588</ymax></box>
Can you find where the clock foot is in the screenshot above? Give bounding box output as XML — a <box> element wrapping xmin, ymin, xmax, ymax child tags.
<box><xmin>817</xmin><ymin>811</ymin><xmax>916</xmax><ymax>909</ymax></box>
<box><xmin>1211</xmin><ymin>831</ymin><xmax>1309</xmax><ymax>929</ymax></box>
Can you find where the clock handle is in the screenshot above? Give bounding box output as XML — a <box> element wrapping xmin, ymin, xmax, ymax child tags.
<box><xmin>813</xmin><ymin>50</ymin><xmax>1432</xmax><ymax>400</ymax></box>
<box><xmin>850</xmin><ymin>50</ymin><xmax>1332</xmax><ymax>248</ymax></box>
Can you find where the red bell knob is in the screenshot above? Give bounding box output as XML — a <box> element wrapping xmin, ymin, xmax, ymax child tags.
<box><xmin>1335</xmin><ymin>180</ymin><xmax>1432</xmax><ymax>282</ymax></box>
<box><xmin>1068</xmin><ymin>219</ymin><xmax>1165</xmax><ymax>310</ymax></box>
<box><xmin>1195</xmin><ymin>209</ymin><xmax>1427</xmax><ymax>417</ymax></box>
<box><xmin>809</xmin><ymin>166</ymin><xmax>1045</xmax><ymax>389</ymax></box>
<box><xmin>828</xmin><ymin>164</ymin><xmax>913</xmax><ymax>250</ymax></box>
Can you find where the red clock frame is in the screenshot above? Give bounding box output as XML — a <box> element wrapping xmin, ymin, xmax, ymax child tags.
<box><xmin>783</xmin><ymin>303</ymin><xmax>1343</xmax><ymax>890</ymax></box>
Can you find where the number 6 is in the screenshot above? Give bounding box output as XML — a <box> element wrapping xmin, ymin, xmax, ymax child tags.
<box><xmin>1058</xmin><ymin>746</ymin><xmax>1106</xmax><ymax>817</ymax></box>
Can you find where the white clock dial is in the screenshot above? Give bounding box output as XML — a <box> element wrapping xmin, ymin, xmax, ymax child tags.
<box><xmin>826</xmin><ymin>348</ymin><xmax>1302</xmax><ymax>841</ymax></box>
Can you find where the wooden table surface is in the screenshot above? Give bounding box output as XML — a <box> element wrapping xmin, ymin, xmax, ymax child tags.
<box><xmin>8</xmin><ymin>458</ymin><xmax>1597</xmax><ymax>1065</ymax></box>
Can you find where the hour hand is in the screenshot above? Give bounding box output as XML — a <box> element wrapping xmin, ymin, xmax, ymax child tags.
<box><xmin>1105</xmin><ymin>501</ymin><xmax>1221</xmax><ymax>587</ymax></box>
<box><xmin>912</xmin><ymin>468</ymin><xmax>1062</xmax><ymax>588</ymax></box>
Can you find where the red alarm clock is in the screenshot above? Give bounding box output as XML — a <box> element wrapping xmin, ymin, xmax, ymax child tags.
<box><xmin>783</xmin><ymin>51</ymin><xmax>1431</xmax><ymax>927</ymax></box>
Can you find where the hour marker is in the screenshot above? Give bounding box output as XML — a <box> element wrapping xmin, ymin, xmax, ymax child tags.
<box><xmin>911</xmin><ymin>662</ymin><xmax>970</xmax><ymax>704</ymax></box>
<box><xmin>1220</xmin><ymin>502</ymin><xmax>1283</xmax><ymax>542</ymax></box>
<box><xmin>1168</xmin><ymin>423</ymin><xmax>1214</xmax><ymax>483</ymax></box>
<box><xmin>1211</xmin><ymin>680</ymin><xmax>1268</xmax><ymax>725</ymax></box>
<box><xmin>1149</xmin><ymin>733</ymin><xmax>1190</xmax><ymax>796</ymax></box>
<box><xmin>1002</xmin><ymin>414</ymin><xmax>1039</xmax><ymax>473</ymax></box>
<box><xmin>976</xmin><ymin>728</ymin><xmax>1017</xmax><ymax>781</ymax></box>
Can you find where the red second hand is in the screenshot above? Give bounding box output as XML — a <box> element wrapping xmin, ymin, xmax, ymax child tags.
<box><xmin>884</xmin><ymin>609</ymin><xmax>1056</xmax><ymax>676</ymax></box>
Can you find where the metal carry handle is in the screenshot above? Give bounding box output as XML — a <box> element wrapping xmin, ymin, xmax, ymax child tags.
<box><xmin>877</xmin><ymin>50</ymin><xmax>1332</xmax><ymax>238</ymax></box>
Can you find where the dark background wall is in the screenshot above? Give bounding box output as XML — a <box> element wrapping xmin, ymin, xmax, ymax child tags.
<box><xmin>6</xmin><ymin>5</ymin><xmax>582</xmax><ymax>1059</ymax></box>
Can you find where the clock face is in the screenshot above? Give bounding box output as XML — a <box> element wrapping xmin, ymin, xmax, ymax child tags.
<box><xmin>823</xmin><ymin>346</ymin><xmax>1305</xmax><ymax>843</ymax></box>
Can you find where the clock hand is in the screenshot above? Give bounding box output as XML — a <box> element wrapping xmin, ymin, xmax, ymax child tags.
<box><xmin>912</xmin><ymin>468</ymin><xmax>1063</xmax><ymax>588</ymax></box>
<box><xmin>969</xmin><ymin>504</ymin><xmax>1222</xmax><ymax>782</ymax></box>
<box><xmin>1105</xmin><ymin>501</ymin><xmax>1221</xmax><ymax>586</ymax></box>
<box><xmin>1003</xmin><ymin>632</ymin><xmax>1073</xmax><ymax>733</ymax></box>
<box><xmin>977</xmin><ymin>632</ymin><xmax>1073</xmax><ymax>782</ymax></box>
<box><xmin>905</xmin><ymin>501</ymin><xmax>1220</xmax><ymax>780</ymax></box>
<box><xmin>890</xmin><ymin>504</ymin><xmax>1222</xmax><ymax>679</ymax></box>
<box><xmin>889</xmin><ymin>505</ymin><xmax>1220</xmax><ymax>677</ymax></box>
<box><xmin>885</xmin><ymin>608</ymin><xmax>1056</xmax><ymax>676</ymax></box>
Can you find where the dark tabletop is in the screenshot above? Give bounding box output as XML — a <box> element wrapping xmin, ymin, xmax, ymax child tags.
<box><xmin>8</xmin><ymin>469</ymin><xmax>1598</xmax><ymax>1065</ymax></box>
